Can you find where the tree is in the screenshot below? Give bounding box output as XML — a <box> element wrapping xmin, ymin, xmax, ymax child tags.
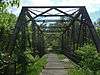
<box><xmin>0</xmin><ymin>0</ymin><xmax>20</xmax><ymax>74</ymax></box>
<box><xmin>95</xmin><ymin>18</ymin><xmax>100</xmax><ymax>38</ymax></box>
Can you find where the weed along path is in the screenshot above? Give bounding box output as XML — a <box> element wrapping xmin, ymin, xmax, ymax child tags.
<box><xmin>40</xmin><ymin>53</ymin><xmax>68</xmax><ymax>75</ymax></box>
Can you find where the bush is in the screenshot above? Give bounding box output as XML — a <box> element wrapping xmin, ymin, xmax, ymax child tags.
<box><xmin>75</xmin><ymin>44</ymin><xmax>100</xmax><ymax>75</ymax></box>
<box><xmin>16</xmin><ymin>51</ymin><xmax>47</xmax><ymax>75</ymax></box>
<box><xmin>26</xmin><ymin>54</ymin><xmax>47</xmax><ymax>75</ymax></box>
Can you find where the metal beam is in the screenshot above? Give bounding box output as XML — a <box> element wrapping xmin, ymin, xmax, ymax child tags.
<box><xmin>35</xmin><ymin>20</ymin><xmax>69</xmax><ymax>22</ymax></box>
<box><xmin>42</xmin><ymin>26</ymin><xmax>68</xmax><ymax>28</ymax></box>
<box><xmin>23</xmin><ymin>6</ymin><xmax>85</xmax><ymax>8</ymax></box>
<box><xmin>33</xmin><ymin>8</ymin><xmax>53</xmax><ymax>19</ymax></box>
<box><xmin>28</xmin><ymin>9</ymin><xmax>37</xmax><ymax>15</ymax></box>
<box><xmin>38</xmin><ymin>15</ymin><xmax>71</xmax><ymax>17</ymax></box>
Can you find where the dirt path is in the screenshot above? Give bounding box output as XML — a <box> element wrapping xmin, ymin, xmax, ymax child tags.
<box><xmin>40</xmin><ymin>53</ymin><xmax>68</xmax><ymax>75</ymax></box>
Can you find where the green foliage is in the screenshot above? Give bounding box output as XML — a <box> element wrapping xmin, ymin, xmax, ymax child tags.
<box><xmin>0</xmin><ymin>13</ymin><xmax>16</xmax><ymax>29</ymax></box>
<box><xmin>0</xmin><ymin>0</ymin><xmax>48</xmax><ymax>75</ymax></box>
<box><xmin>69</xmin><ymin>66</ymin><xmax>100</xmax><ymax>75</ymax></box>
<box><xmin>0</xmin><ymin>0</ymin><xmax>20</xmax><ymax>12</ymax></box>
<box><xmin>96</xmin><ymin>27</ymin><xmax>100</xmax><ymax>37</ymax></box>
<box><xmin>0</xmin><ymin>13</ymin><xmax>16</xmax><ymax>54</ymax></box>
<box><xmin>0</xmin><ymin>12</ymin><xmax>17</xmax><ymax>67</ymax></box>
<box><xmin>0</xmin><ymin>0</ymin><xmax>17</xmax><ymax>52</ymax></box>
<box><xmin>57</xmin><ymin>54</ymin><xmax>65</xmax><ymax>60</ymax></box>
<box><xmin>26</xmin><ymin>55</ymin><xmax>47</xmax><ymax>75</ymax></box>
<box><xmin>24</xmin><ymin>51</ymin><xmax>40</xmax><ymax>63</ymax></box>
<box><xmin>69</xmin><ymin>67</ymin><xmax>91</xmax><ymax>75</ymax></box>
<box><xmin>75</xmin><ymin>44</ymin><xmax>100</xmax><ymax>75</ymax></box>
<box><xmin>16</xmin><ymin>51</ymin><xmax>47</xmax><ymax>75</ymax></box>
<box><xmin>0</xmin><ymin>1</ymin><xmax>20</xmax><ymax>74</ymax></box>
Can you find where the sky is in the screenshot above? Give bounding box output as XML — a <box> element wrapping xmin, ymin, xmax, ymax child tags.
<box><xmin>9</xmin><ymin>0</ymin><xmax>100</xmax><ymax>22</ymax></box>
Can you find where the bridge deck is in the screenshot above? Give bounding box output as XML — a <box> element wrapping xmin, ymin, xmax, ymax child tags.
<box><xmin>40</xmin><ymin>53</ymin><xmax>71</xmax><ymax>75</ymax></box>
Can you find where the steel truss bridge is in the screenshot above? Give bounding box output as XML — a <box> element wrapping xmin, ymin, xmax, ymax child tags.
<box><xmin>1</xmin><ymin>6</ymin><xmax>100</xmax><ymax>75</ymax></box>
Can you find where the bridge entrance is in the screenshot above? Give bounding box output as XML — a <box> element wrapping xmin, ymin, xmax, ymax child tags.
<box><xmin>4</xmin><ymin>6</ymin><xmax>100</xmax><ymax>75</ymax></box>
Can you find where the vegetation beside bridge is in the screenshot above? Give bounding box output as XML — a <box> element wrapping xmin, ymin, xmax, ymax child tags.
<box><xmin>0</xmin><ymin>0</ymin><xmax>100</xmax><ymax>75</ymax></box>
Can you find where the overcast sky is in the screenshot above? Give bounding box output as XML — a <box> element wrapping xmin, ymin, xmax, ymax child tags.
<box><xmin>9</xmin><ymin>0</ymin><xmax>100</xmax><ymax>22</ymax></box>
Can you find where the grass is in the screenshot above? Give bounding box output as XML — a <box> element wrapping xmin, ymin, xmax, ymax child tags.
<box><xmin>57</xmin><ymin>54</ymin><xmax>100</xmax><ymax>75</ymax></box>
<box><xmin>69</xmin><ymin>68</ymin><xmax>100</xmax><ymax>75</ymax></box>
<box><xmin>57</xmin><ymin>54</ymin><xmax>66</xmax><ymax>60</ymax></box>
<box><xmin>69</xmin><ymin>67</ymin><xmax>90</xmax><ymax>75</ymax></box>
